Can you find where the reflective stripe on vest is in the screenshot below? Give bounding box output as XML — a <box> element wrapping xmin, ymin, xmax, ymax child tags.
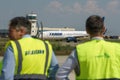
<box><xmin>14</xmin><ymin>74</ymin><xmax>47</xmax><ymax>80</ymax></box>
<box><xmin>76</xmin><ymin>39</ymin><xmax>120</xmax><ymax>80</ymax></box>
<box><xmin>14</xmin><ymin>40</ymin><xmax>23</xmax><ymax>74</ymax></box>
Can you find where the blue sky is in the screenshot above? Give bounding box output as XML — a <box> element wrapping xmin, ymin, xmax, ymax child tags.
<box><xmin>0</xmin><ymin>0</ymin><xmax>120</xmax><ymax>35</ymax></box>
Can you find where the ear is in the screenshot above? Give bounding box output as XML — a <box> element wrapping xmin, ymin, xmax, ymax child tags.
<box><xmin>102</xmin><ymin>26</ymin><xmax>106</xmax><ymax>34</ymax></box>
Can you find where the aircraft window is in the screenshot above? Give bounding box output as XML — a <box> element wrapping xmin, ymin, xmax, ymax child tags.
<box><xmin>26</xmin><ymin>16</ymin><xmax>36</xmax><ymax>19</ymax></box>
<box><xmin>50</xmin><ymin>33</ymin><xmax>62</xmax><ymax>36</ymax></box>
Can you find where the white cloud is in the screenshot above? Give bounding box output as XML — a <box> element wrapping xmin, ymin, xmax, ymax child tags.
<box><xmin>106</xmin><ymin>0</ymin><xmax>120</xmax><ymax>14</ymax></box>
<box><xmin>107</xmin><ymin>0</ymin><xmax>119</xmax><ymax>9</ymax></box>
<box><xmin>46</xmin><ymin>1</ymin><xmax>63</xmax><ymax>13</ymax></box>
<box><xmin>46</xmin><ymin>1</ymin><xmax>82</xmax><ymax>14</ymax></box>
<box><xmin>72</xmin><ymin>2</ymin><xmax>82</xmax><ymax>14</ymax></box>
<box><xmin>84</xmin><ymin>0</ymin><xmax>105</xmax><ymax>15</ymax></box>
<box><xmin>45</xmin><ymin>0</ymin><xmax>120</xmax><ymax>15</ymax></box>
<box><xmin>63</xmin><ymin>2</ymin><xmax>82</xmax><ymax>14</ymax></box>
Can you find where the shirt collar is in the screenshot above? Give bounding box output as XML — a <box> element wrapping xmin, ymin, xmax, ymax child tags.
<box><xmin>22</xmin><ymin>34</ymin><xmax>31</xmax><ymax>38</ymax></box>
<box><xmin>91</xmin><ymin>37</ymin><xmax>104</xmax><ymax>40</ymax></box>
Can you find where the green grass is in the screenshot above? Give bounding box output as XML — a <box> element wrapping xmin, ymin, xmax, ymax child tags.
<box><xmin>51</xmin><ymin>42</ymin><xmax>75</xmax><ymax>55</ymax></box>
<box><xmin>0</xmin><ymin>60</ymin><xmax>2</xmax><ymax>75</ymax></box>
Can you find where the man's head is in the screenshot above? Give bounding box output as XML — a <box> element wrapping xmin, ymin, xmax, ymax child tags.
<box><xmin>86</xmin><ymin>15</ymin><xmax>105</xmax><ymax>37</ymax></box>
<box><xmin>9</xmin><ymin>16</ymin><xmax>31</xmax><ymax>40</ymax></box>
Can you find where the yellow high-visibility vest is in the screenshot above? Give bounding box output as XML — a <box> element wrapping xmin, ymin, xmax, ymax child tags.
<box><xmin>6</xmin><ymin>37</ymin><xmax>52</xmax><ymax>79</ymax></box>
<box><xmin>76</xmin><ymin>39</ymin><xmax>120</xmax><ymax>80</ymax></box>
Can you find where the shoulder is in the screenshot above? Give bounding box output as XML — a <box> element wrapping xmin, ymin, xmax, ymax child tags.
<box><xmin>44</xmin><ymin>40</ymin><xmax>51</xmax><ymax>45</ymax></box>
<box><xmin>104</xmin><ymin>40</ymin><xmax>119</xmax><ymax>46</ymax></box>
<box><xmin>5</xmin><ymin>40</ymin><xmax>15</xmax><ymax>48</ymax></box>
<box><xmin>76</xmin><ymin>40</ymin><xmax>91</xmax><ymax>48</ymax></box>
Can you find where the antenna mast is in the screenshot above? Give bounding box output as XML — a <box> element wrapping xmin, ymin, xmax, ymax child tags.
<box><xmin>40</xmin><ymin>21</ymin><xmax>43</xmax><ymax>40</ymax></box>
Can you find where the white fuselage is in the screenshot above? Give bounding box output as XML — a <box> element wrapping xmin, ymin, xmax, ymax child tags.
<box><xmin>39</xmin><ymin>31</ymin><xmax>88</xmax><ymax>39</ymax></box>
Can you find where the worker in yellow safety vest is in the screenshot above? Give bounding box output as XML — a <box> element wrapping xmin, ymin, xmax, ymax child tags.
<box><xmin>56</xmin><ymin>15</ymin><xmax>120</xmax><ymax>80</ymax></box>
<box><xmin>0</xmin><ymin>16</ymin><xmax>59</xmax><ymax>80</ymax></box>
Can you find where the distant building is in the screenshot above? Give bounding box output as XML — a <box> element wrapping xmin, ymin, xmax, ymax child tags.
<box><xmin>0</xmin><ymin>29</ymin><xmax>8</xmax><ymax>38</ymax></box>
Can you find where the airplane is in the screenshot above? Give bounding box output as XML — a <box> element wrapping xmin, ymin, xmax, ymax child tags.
<box><xmin>38</xmin><ymin>30</ymin><xmax>89</xmax><ymax>42</ymax></box>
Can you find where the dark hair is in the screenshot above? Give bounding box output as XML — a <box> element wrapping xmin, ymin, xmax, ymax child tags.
<box><xmin>86</xmin><ymin>15</ymin><xmax>104</xmax><ymax>34</ymax></box>
<box><xmin>9</xmin><ymin>16</ymin><xmax>31</xmax><ymax>34</ymax></box>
